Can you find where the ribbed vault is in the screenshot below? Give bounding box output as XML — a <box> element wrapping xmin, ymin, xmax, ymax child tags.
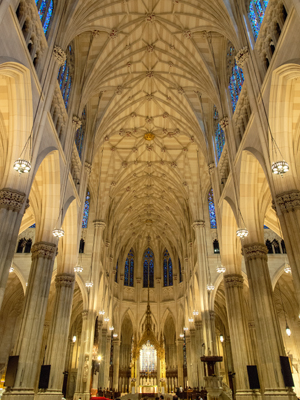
<box><xmin>61</xmin><ymin>0</ymin><xmax>238</xmax><ymax>250</ymax></box>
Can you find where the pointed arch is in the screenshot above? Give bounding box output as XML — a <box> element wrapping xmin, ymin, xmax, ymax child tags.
<box><xmin>124</xmin><ymin>248</ymin><xmax>134</xmax><ymax>287</ymax></box>
<box><xmin>163</xmin><ymin>249</ymin><xmax>173</xmax><ymax>287</ymax></box>
<box><xmin>143</xmin><ymin>248</ymin><xmax>154</xmax><ymax>288</ymax></box>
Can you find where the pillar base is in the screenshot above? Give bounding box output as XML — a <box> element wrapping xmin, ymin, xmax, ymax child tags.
<box><xmin>2</xmin><ymin>389</ymin><xmax>35</xmax><ymax>400</ymax></box>
<box><xmin>263</xmin><ymin>388</ymin><xmax>296</xmax><ymax>400</ymax></box>
<box><xmin>35</xmin><ymin>390</ymin><xmax>64</xmax><ymax>400</ymax></box>
<box><xmin>73</xmin><ymin>392</ymin><xmax>90</xmax><ymax>400</ymax></box>
<box><xmin>236</xmin><ymin>389</ymin><xmax>262</xmax><ymax>400</ymax></box>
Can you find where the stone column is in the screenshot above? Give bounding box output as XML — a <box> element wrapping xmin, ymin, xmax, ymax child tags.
<box><xmin>195</xmin><ymin>320</ymin><xmax>204</xmax><ymax>388</ymax></box>
<box><xmin>223</xmin><ymin>274</ymin><xmax>255</xmax><ymax>400</ymax></box>
<box><xmin>243</xmin><ymin>243</ymin><xmax>296</xmax><ymax>400</ymax></box>
<box><xmin>192</xmin><ymin>221</ymin><xmax>215</xmax><ymax>355</ymax></box>
<box><xmin>274</xmin><ymin>191</ymin><xmax>300</xmax><ymax>309</ymax></box>
<box><xmin>103</xmin><ymin>335</ymin><xmax>111</xmax><ymax>389</ymax></box>
<box><xmin>185</xmin><ymin>335</ymin><xmax>192</xmax><ymax>387</ymax></box>
<box><xmin>190</xmin><ymin>329</ymin><xmax>198</xmax><ymax>388</ymax></box>
<box><xmin>36</xmin><ymin>273</ymin><xmax>75</xmax><ymax>400</ymax></box>
<box><xmin>112</xmin><ymin>338</ymin><xmax>120</xmax><ymax>390</ymax></box>
<box><xmin>3</xmin><ymin>242</ymin><xmax>56</xmax><ymax>400</ymax></box>
<box><xmin>73</xmin><ymin>310</ymin><xmax>96</xmax><ymax>400</ymax></box>
<box><xmin>177</xmin><ymin>339</ymin><xmax>184</xmax><ymax>387</ymax></box>
<box><xmin>98</xmin><ymin>329</ymin><xmax>107</xmax><ymax>389</ymax></box>
<box><xmin>0</xmin><ymin>188</ymin><xmax>28</xmax><ymax>309</ymax></box>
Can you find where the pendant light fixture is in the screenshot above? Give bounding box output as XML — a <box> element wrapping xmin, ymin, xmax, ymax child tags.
<box><xmin>278</xmin><ymin>279</ymin><xmax>291</xmax><ymax>337</ymax></box>
<box><xmin>234</xmin><ymin>4</ymin><xmax>289</xmax><ymax>178</ymax></box>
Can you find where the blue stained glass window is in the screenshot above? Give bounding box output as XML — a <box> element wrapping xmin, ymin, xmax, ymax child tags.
<box><xmin>35</xmin><ymin>0</ymin><xmax>54</xmax><ymax>36</ymax></box>
<box><xmin>214</xmin><ymin>107</ymin><xmax>225</xmax><ymax>161</ymax></box>
<box><xmin>208</xmin><ymin>188</ymin><xmax>217</xmax><ymax>229</ymax></box>
<box><xmin>82</xmin><ymin>190</ymin><xmax>90</xmax><ymax>229</ymax></box>
<box><xmin>229</xmin><ymin>61</ymin><xmax>244</xmax><ymax>113</ymax></box>
<box><xmin>29</xmin><ymin>223</ymin><xmax>36</xmax><ymax>228</ymax></box>
<box><xmin>75</xmin><ymin>107</ymin><xmax>86</xmax><ymax>159</ymax></box>
<box><xmin>57</xmin><ymin>46</ymin><xmax>73</xmax><ymax>110</ymax></box>
<box><xmin>143</xmin><ymin>248</ymin><xmax>154</xmax><ymax>288</ymax></box>
<box><xmin>115</xmin><ymin>261</ymin><xmax>118</xmax><ymax>283</ymax></box>
<box><xmin>163</xmin><ymin>249</ymin><xmax>173</xmax><ymax>287</ymax></box>
<box><xmin>130</xmin><ymin>259</ymin><xmax>134</xmax><ymax>287</ymax></box>
<box><xmin>179</xmin><ymin>258</ymin><xmax>183</xmax><ymax>283</ymax></box>
<box><xmin>248</xmin><ymin>0</ymin><xmax>269</xmax><ymax>41</ymax></box>
<box><xmin>124</xmin><ymin>249</ymin><xmax>134</xmax><ymax>287</ymax></box>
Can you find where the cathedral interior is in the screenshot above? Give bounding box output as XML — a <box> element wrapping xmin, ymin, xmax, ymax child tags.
<box><xmin>0</xmin><ymin>1</ymin><xmax>300</xmax><ymax>400</ymax></box>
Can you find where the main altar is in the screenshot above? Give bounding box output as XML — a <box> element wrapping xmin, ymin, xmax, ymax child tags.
<box><xmin>130</xmin><ymin>286</ymin><xmax>166</xmax><ymax>394</ymax></box>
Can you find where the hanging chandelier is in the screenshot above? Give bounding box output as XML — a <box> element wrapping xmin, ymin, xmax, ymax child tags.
<box><xmin>104</xmin><ymin>317</ymin><xmax>110</xmax><ymax>322</ymax></box>
<box><xmin>236</xmin><ymin>227</ymin><xmax>249</xmax><ymax>239</ymax></box>
<box><xmin>271</xmin><ymin>160</ymin><xmax>289</xmax><ymax>176</ymax></box>
<box><xmin>179</xmin><ymin>333</ymin><xmax>184</xmax><ymax>338</ymax></box>
<box><xmin>284</xmin><ymin>264</ymin><xmax>291</xmax><ymax>274</ymax></box>
<box><xmin>9</xmin><ymin>266</ymin><xmax>14</xmax><ymax>273</ymax></box>
<box><xmin>53</xmin><ymin>228</ymin><xmax>65</xmax><ymax>238</ymax></box>
<box><xmin>286</xmin><ymin>322</ymin><xmax>291</xmax><ymax>337</ymax></box>
<box><xmin>85</xmin><ymin>281</ymin><xmax>93</xmax><ymax>288</ymax></box>
<box><xmin>13</xmin><ymin>159</ymin><xmax>31</xmax><ymax>174</ymax></box>
<box><xmin>188</xmin><ymin>318</ymin><xmax>194</xmax><ymax>323</ymax></box>
<box><xmin>207</xmin><ymin>283</ymin><xmax>215</xmax><ymax>291</ymax></box>
<box><xmin>216</xmin><ymin>264</ymin><xmax>226</xmax><ymax>273</ymax></box>
<box><xmin>193</xmin><ymin>310</ymin><xmax>199</xmax><ymax>316</ymax></box>
<box><xmin>99</xmin><ymin>310</ymin><xmax>105</xmax><ymax>315</ymax></box>
<box><xmin>74</xmin><ymin>265</ymin><xmax>83</xmax><ymax>273</ymax></box>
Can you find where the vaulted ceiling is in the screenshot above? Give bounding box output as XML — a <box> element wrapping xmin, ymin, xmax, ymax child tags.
<box><xmin>63</xmin><ymin>0</ymin><xmax>238</xmax><ymax>252</ymax></box>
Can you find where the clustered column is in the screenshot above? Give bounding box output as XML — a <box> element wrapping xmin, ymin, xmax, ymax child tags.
<box><xmin>243</xmin><ymin>243</ymin><xmax>290</xmax><ymax>399</ymax></box>
<box><xmin>4</xmin><ymin>241</ymin><xmax>57</xmax><ymax>400</ymax></box>
<box><xmin>223</xmin><ymin>274</ymin><xmax>253</xmax><ymax>399</ymax></box>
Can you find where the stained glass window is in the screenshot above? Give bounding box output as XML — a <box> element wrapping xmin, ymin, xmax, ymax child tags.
<box><xmin>140</xmin><ymin>341</ymin><xmax>157</xmax><ymax>373</ymax></box>
<box><xmin>35</xmin><ymin>0</ymin><xmax>53</xmax><ymax>36</ymax></box>
<box><xmin>82</xmin><ymin>190</ymin><xmax>90</xmax><ymax>229</ymax></box>
<box><xmin>248</xmin><ymin>0</ymin><xmax>269</xmax><ymax>41</ymax></box>
<box><xmin>75</xmin><ymin>107</ymin><xmax>86</xmax><ymax>159</ymax></box>
<box><xmin>228</xmin><ymin>56</ymin><xmax>244</xmax><ymax>113</ymax></box>
<box><xmin>214</xmin><ymin>107</ymin><xmax>225</xmax><ymax>161</ymax></box>
<box><xmin>115</xmin><ymin>261</ymin><xmax>118</xmax><ymax>283</ymax></box>
<box><xmin>179</xmin><ymin>258</ymin><xmax>183</xmax><ymax>283</ymax></box>
<box><xmin>57</xmin><ymin>46</ymin><xmax>73</xmax><ymax>109</ymax></box>
<box><xmin>208</xmin><ymin>188</ymin><xmax>217</xmax><ymax>229</ymax></box>
<box><xmin>143</xmin><ymin>248</ymin><xmax>154</xmax><ymax>288</ymax></box>
<box><xmin>124</xmin><ymin>249</ymin><xmax>134</xmax><ymax>287</ymax></box>
<box><xmin>29</xmin><ymin>224</ymin><xmax>36</xmax><ymax>228</ymax></box>
<box><xmin>163</xmin><ymin>249</ymin><xmax>173</xmax><ymax>287</ymax></box>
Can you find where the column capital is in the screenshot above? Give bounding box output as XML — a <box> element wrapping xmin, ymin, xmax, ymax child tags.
<box><xmin>55</xmin><ymin>273</ymin><xmax>75</xmax><ymax>288</ymax></box>
<box><xmin>31</xmin><ymin>241</ymin><xmax>57</xmax><ymax>260</ymax></box>
<box><xmin>224</xmin><ymin>273</ymin><xmax>244</xmax><ymax>289</ymax></box>
<box><xmin>275</xmin><ymin>190</ymin><xmax>300</xmax><ymax>213</ymax></box>
<box><xmin>0</xmin><ymin>188</ymin><xmax>26</xmax><ymax>212</ymax></box>
<box><xmin>235</xmin><ymin>46</ymin><xmax>249</xmax><ymax>68</ymax></box>
<box><xmin>53</xmin><ymin>45</ymin><xmax>66</xmax><ymax>66</ymax></box>
<box><xmin>220</xmin><ymin>116</ymin><xmax>229</xmax><ymax>130</ymax></box>
<box><xmin>209</xmin><ymin>310</ymin><xmax>215</xmax><ymax>321</ymax></box>
<box><xmin>82</xmin><ymin>310</ymin><xmax>89</xmax><ymax>320</ymax></box>
<box><xmin>85</xmin><ymin>162</ymin><xmax>92</xmax><ymax>176</ymax></box>
<box><xmin>243</xmin><ymin>243</ymin><xmax>268</xmax><ymax>261</ymax></box>
<box><xmin>192</xmin><ymin>220</ymin><xmax>205</xmax><ymax>230</ymax></box>
<box><xmin>72</xmin><ymin>115</ymin><xmax>82</xmax><ymax>130</ymax></box>
<box><xmin>208</xmin><ymin>162</ymin><xmax>215</xmax><ymax>174</ymax></box>
<box><xmin>93</xmin><ymin>220</ymin><xmax>106</xmax><ymax>229</ymax></box>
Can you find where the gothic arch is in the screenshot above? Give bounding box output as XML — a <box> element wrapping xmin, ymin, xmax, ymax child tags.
<box><xmin>0</xmin><ymin>60</ymin><xmax>32</xmax><ymax>189</ymax></box>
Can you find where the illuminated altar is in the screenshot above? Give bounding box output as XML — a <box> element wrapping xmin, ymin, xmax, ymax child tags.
<box><xmin>130</xmin><ymin>287</ymin><xmax>166</xmax><ymax>394</ymax></box>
